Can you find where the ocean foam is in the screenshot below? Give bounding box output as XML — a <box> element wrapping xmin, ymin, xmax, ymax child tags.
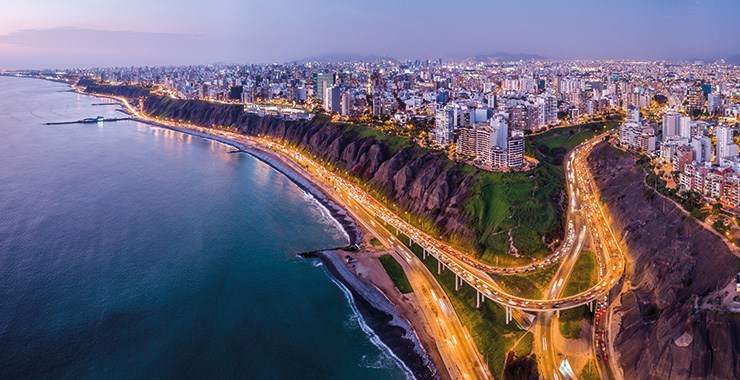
<box><xmin>324</xmin><ymin>269</ymin><xmax>415</xmax><ymax>380</ymax></box>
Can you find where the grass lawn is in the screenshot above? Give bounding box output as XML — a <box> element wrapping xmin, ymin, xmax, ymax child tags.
<box><xmin>562</xmin><ymin>250</ymin><xmax>598</xmax><ymax>297</ymax></box>
<box><xmin>369</xmin><ymin>237</ymin><xmax>383</xmax><ymax>247</ymax></box>
<box><xmin>343</xmin><ymin>123</ymin><xmax>410</xmax><ymax>153</ymax></box>
<box><xmin>462</xmin><ymin>162</ymin><xmax>564</xmax><ymax>265</ymax></box>
<box><xmin>559</xmin><ymin>306</ymin><xmax>591</xmax><ymax>339</ymax></box>
<box><xmin>513</xmin><ymin>332</ymin><xmax>534</xmax><ymax>356</ymax></box>
<box><xmin>491</xmin><ymin>264</ymin><xmax>559</xmax><ymax>300</ymax></box>
<box><xmin>530</xmin><ymin>122</ymin><xmax>619</xmax><ymax>152</ymax></box>
<box><xmin>378</xmin><ymin>254</ymin><xmax>413</xmax><ymax>294</ymax></box>
<box><xmin>580</xmin><ymin>358</ymin><xmax>600</xmax><ymax>380</ymax></box>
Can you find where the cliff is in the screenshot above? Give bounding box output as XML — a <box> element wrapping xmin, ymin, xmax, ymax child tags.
<box><xmin>82</xmin><ymin>82</ymin><xmax>152</xmax><ymax>99</ymax></box>
<box><xmin>136</xmin><ymin>94</ymin><xmax>478</xmax><ymax>245</ymax></box>
<box><xmin>588</xmin><ymin>143</ymin><xmax>740</xmax><ymax>379</ymax></box>
<box><xmin>82</xmin><ymin>83</ymin><xmax>564</xmax><ymax>261</ymax></box>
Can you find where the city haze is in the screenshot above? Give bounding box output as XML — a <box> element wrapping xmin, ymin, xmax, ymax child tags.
<box><xmin>1</xmin><ymin>0</ymin><xmax>739</xmax><ymax>68</ymax></box>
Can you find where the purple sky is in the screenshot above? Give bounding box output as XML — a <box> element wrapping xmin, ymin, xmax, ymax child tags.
<box><xmin>1</xmin><ymin>0</ymin><xmax>739</xmax><ymax>69</ymax></box>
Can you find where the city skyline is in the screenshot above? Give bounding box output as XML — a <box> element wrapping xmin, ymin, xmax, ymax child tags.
<box><xmin>1</xmin><ymin>0</ymin><xmax>740</xmax><ymax>69</ymax></box>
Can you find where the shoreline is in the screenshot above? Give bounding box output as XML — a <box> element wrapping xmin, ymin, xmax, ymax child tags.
<box><xmin>318</xmin><ymin>250</ymin><xmax>438</xmax><ymax>380</ymax></box>
<box><xmin>70</xmin><ymin>83</ymin><xmax>439</xmax><ymax>379</ymax></box>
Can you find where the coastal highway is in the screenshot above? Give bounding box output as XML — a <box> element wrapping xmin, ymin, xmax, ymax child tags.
<box><xmin>103</xmin><ymin>93</ymin><xmax>627</xmax><ymax>378</ymax></box>
<box><xmin>94</xmin><ymin>91</ymin><xmax>626</xmax><ymax>314</ymax></box>
<box><xmin>84</xmin><ymin>90</ymin><xmax>492</xmax><ymax>379</ymax></box>
<box><xmin>241</xmin><ymin>133</ymin><xmax>493</xmax><ymax>379</ymax></box>
<box><xmin>339</xmin><ymin>191</ymin><xmax>492</xmax><ymax>380</ymax></box>
<box><xmin>255</xmin><ymin>134</ymin><xmax>625</xmax><ymax>313</ymax></box>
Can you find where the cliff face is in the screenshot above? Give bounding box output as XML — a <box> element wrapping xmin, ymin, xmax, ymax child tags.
<box><xmin>137</xmin><ymin>95</ymin><xmax>476</xmax><ymax>245</ymax></box>
<box><xmin>83</xmin><ymin>83</ymin><xmax>152</xmax><ymax>99</ymax></box>
<box><xmin>588</xmin><ymin>143</ymin><xmax>740</xmax><ymax>380</ymax></box>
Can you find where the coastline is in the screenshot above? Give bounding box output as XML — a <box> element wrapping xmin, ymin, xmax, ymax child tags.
<box><xmin>318</xmin><ymin>250</ymin><xmax>438</xmax><ymax>380</ymax></box>
<box><xmin>71</xmin><ymin>84</ymin><xmax>439</xmax><ymax>379</ymax></box>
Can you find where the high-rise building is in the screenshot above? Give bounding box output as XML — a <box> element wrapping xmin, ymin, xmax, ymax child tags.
<box><xmin>474</xmin><ymin>125</ymin><xmax>495</xmax><ymax>165</ymax></box>
<box><xmin>491</xmin><ymin>115</ymin><xmax>508</xmax><ymax>149</ymax></box>
<box><xmin>542</xmin><ymin>95</ymin><xmax>558</xmax><ymax>125</ymax></box>
<box><xmin>627</xmin><ymin>106</ymin><xmax>641</xmax><ymax>123</ymax></box>
<box><xmin>707</xmin><ymin>93</ymin><xmax>721</xmax><ymax>115</ymax></box>
<box><xmin>433</xmin><ymin>107</ymin><xmax>455</xmax><ymax>146</ymax></box>
<box><xmin>507</xmin><ymin>130</ymin><xmax>525</xmax><ymax>167</ymax></box>
<box><xmin>340</xmin><ymin>91</ymin><xmax>351</xmax><ymax>116</ymax></box>
<box><xmin>323</xmin><ymin>85</ymin><xmax>341</xmax><ymax>113</ymax></box>
<box><xmin>687</xmin><ymin>87</ymin><xmax>705</xmax><ymax>112</ymax></box>
<box><xmin>662</xmin><ymin>111</ymin><xmax>678</xmax><ymax>138</ymax></box>
<box><xmin>716</xmin><ymin>125</ymin><xmax>738</xmax><ymax>167</ymax></box>
<box><xmin>314</xmin><ymin>73</ymin><xmax>335</xmax><ymax>102</ymax></box>
<box><xmin>510</xmin><ymin>104</ymin><xmax>529</xmax><ymax>130</ymax></box>
<box><xmin>690</xmin><ymin>136</ymin><xmax>713</xmax><ymax>164</ymax></box>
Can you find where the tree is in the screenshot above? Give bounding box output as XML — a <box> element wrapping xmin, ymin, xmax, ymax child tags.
<box><xmin>712</xmin><ymin>202</ymin><xmax>723</xmax><ymax>214</ymax></box>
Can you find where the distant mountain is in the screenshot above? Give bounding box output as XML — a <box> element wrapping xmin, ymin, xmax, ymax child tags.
<box><xmin>469</xmin><ymin>52</ymin><xmax>546</xmax><ymax>62</ymax></box>
<box><xmin>294</xmin><ymin>52</ymin><xmax>397</xmax><ymax>63</ymax></box>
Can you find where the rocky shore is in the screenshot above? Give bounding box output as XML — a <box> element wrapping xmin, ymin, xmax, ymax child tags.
<box><xmin>317</xmin><ymin>250</ymin><xmax>439</xmax><ymax>380</ymax></box>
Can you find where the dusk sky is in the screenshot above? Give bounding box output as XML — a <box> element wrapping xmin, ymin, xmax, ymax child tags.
<box><xmin>1</xmin><ymin>0</ymin><xmax>739</xmax><ymax>69</ymax></box>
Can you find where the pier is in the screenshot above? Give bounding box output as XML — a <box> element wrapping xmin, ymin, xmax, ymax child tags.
<box><xmin>45</xmin><ymin>116</ymin><xmax>131</xmax><ymax>125</ymax></box>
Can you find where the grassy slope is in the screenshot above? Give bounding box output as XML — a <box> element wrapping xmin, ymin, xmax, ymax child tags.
<box><xmin>463</xmin><ymin>122</ymin><xmax>619</xmax><ymax>266</ymax></box>
<box><xmin>559</xmin><ymin>306</ymin><xmax>591</xmax><ymax>339</ymax></box>
<box><xmin>558</xmin><ymin>250</ymin><xmax>598</xmax><ymax>338</ymax></box>
<box><xmin>462</xmin><ymin>163</ymin><xmax>563</xmax><ymax>265</ymax></box>
<box><xmin>562</xmin><ymin>250</ymin><xmax>599</xmax><ymax>297</ymax></box>
<box><xmin>378</xmin><ymin>254</ymin><xmax>414</xmax><ymax>294</ymax></box>
<box><xmin>531</xmin><ymin>122</ymin><xmax>619</xmax><ymax>153</ymax></box>
<box><xmin>491</xmin><ymin>264</ymin><xmax>559</xmax><ymax>300</ymax></box>
<box><xmin>580</xmin><ymin>359</ymin><xmax>600</xmax><ymax>380</ymax></box>
<box><xmin>513</xmin><ymin>332</ymin><xmax>535</xmax><ymax>356</ymax></box>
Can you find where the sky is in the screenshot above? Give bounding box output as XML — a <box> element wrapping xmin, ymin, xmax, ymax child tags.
<box><xmin>0</xmin><ymin>0</ymin><xmax>738</xmax><ymax>69</ymax></box>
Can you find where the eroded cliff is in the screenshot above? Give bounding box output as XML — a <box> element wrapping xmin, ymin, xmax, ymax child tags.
<box><xmin>138</xmin><ymin>94</ymin><xmax>478</xmax><ymax>246</ymax></box>
<box><xmin>589</xmin><ymin>142</ymin><xmax>740</xmax><ymax>380</ymax></box>
<box><xmin>82</xmin><ymin>83</ymin><xmax>565</xmax><ymax>261</ymax></box>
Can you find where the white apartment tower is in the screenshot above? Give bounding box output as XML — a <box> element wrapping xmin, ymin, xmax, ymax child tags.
<box><xmin>716</xmin><ymin>126</ymin><xmax>738</xmax><ymax>167</ymax></box>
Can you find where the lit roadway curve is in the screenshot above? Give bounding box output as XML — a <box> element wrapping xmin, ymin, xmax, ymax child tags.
<box><xmin>103</xmin><ymin>94</ymin><xmax>490</xmax><ymax>379</ymax></box>
<box><xmin>536</xmin><ymin>133</ymin><xmax>625</xmax><ymax>380</ymax></box>
<box><xmin>108</xmin><ymin>92</ymin><xmax>626</xmax><ymax>311</ymax></box>
<box><xmin>253</xmin><ymin>135</ymin><xmax>625</xmax><ymax>312</ymax></box>
<box><xmin>536</xmin><ymin>144</ymin><xmax>591</xmax><ymax>380</ymax></box>
<box><xmin>103</xmin><ymin>94</ymin><xmax>628</xmax><ymax>378</ymax></box>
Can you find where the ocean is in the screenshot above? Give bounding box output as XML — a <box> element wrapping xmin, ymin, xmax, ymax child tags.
<box><xmin>0</xmin><ymin>76</ymin><xmax>406</xmax><ymax>379</ymax></box>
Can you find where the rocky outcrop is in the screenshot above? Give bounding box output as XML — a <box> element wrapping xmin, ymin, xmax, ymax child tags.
<box><xmin>588</xmin><ymin>143</ymin><xmax>740</xmax><ymax>380</ymax></box>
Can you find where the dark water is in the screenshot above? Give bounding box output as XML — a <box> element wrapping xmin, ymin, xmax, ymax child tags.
<box><xmin>0</xmin><ymin>77</ymin><xmax>406</xmax><ymax>379</ymax></box>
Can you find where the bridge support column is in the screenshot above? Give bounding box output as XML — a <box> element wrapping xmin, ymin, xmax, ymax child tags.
<box><xmin>556</xmin><ymin>310</ymin><xmax>560</xmax><ymax>318</ymax></box>
<box><xmin>505</xmin><ymin>306</ymin><xmax>510</xmax><ymax>324</ymax></box>
<box><xmin>589</xmin><ymin>300</ymin><xmax>594</xmax><ymax>312</ymax></box>
<box><xmin>455</xmin><ymin>275</ymin><xmax>460</xmax><ymax>291</ymax></box>
<box><xmin>437</xmin><ymin>260</ymin><xmax>441</xmax><ymax>275</ymax></box>
<box><xmin>476</xmin><ymin>291</ymin><xmax>481</xmax><ymax>309</ymax></box>
<box><xmin>422</xmin><ymin>248</ymin><xmax>426</xmax><ymax>260</ymax></box>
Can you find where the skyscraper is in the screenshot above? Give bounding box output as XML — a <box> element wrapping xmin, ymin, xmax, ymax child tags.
<box><xmin>314</xmin><ymin>73</ymin><xmax>335</xmax><ymax>102</ymax></box>
<box><xmin>715</xmin><ymin>126</ymin><xmax>738</xmax><ymax>167</ymax></box>
<box><xmin>323</xmin><ymin>85</ymin><xmax>341</xmax><ymax>113</ymax></box>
